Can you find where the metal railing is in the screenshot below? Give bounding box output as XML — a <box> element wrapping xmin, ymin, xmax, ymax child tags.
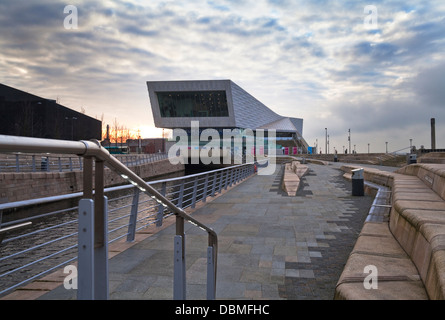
<box><xmin>0</xmin><ymin>152</ymin><xmax>168</xmax><ymax>173</ymax></box>
<box><xmin>0</xmin><ymin>134</ymin><xmax>256</xmax><ymax>300</ymax></box>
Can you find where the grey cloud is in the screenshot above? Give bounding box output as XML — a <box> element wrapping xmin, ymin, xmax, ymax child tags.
<box><xmin>407</xmin><ymin>62</ymin><xmax>445</xmax><ymax>109</ymax></box>
<box><xmin>353</xmin><ymin>42</ymin><xmax>399</xmax><ymax>62</ymax></box>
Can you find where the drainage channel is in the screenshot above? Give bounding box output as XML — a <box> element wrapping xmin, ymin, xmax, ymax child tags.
<box><xmin>364</xmin><ymin>181</ymin><xmax>392</xmax><ymax>223</ymax></box>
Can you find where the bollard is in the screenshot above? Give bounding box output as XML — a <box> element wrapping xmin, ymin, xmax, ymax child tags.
<box><xmin>351</xmin><ymin>168</ymin><xmax>364</xmax><ymax>196</ymax></box>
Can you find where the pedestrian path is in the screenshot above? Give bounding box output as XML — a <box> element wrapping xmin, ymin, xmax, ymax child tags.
<box><xmin>39</xmin><ymin>162</ymin><xmax>375</xmax><ymax>300</ymax></box>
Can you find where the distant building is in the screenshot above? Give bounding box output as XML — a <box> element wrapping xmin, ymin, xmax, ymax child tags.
<box><xmin>126</xmin><ymin>138</ymin><xmax>166</xmax><ymax>154</ymax></box>
<box><xmin>146</xmin><ymin>80</ymin><xmax>309</xmax><ymax>153</ymax></box>
<box><xmin>0</xmin><ymin>83</ymin><xmax>101</xmax><ymax>141</ymax></box>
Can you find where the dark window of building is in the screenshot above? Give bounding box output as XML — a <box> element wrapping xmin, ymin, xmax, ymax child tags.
<box><xmin>157</xmin><ymin>91</ymin><xmax>229</xmax><ymax>117</ymax></box>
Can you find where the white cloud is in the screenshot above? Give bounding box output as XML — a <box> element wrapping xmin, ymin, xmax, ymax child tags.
<box><xmin>0</xmin><ymin>0</ymin><xmax>444</xmax><ymax>150</ymax></box>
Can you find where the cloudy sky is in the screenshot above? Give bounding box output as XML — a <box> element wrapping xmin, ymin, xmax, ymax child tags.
<box><xmin>1</xmin><ymin>0</ymin><xmax>444</xmax><ymax>153</ymax></box>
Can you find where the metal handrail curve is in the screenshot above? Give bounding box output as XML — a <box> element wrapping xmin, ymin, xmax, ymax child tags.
<box><xmin>0</xmin><ymin>135</ymin><xmax>217</xmax><ymax>244</ymax></box>
<box><xmin>0</xmin><ymin>134</ymin><xmax>220</xmax><ymax>299</ymax></box>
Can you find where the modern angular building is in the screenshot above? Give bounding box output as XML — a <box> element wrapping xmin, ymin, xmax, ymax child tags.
<box><xmin>146</xmin><ymin>80</ymin><xmax>309</xmax><ymax>154</ymax></box>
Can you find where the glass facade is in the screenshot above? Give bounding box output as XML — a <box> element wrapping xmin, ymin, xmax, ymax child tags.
<box><xmin>157</xmin><ymin>91</ymin><xmax>229</xmax><ymax>118</ymax></box>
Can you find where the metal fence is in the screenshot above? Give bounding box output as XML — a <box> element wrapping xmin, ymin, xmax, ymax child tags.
<box><xmin>0</xmin><ymin>152</ymin><xmax>168</xmax><ymax>173</ymax></box>
<box><xmin>0</xmin><ymin>150</ymin><xmax>255</xmax><ymax>299</ymax></box>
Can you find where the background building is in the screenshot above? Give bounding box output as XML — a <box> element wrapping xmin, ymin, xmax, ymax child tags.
<box><xmin>0</xmin><ymin>83</ymin><xmax>101</xmax><ymax>141</ymax></box>
<box><xmin>146</xmin><ymin>80</ymin><xmax>309</xmax><ymax>154</ymax></box>
<box><xmin>126</xmin><ymin>138</ymin><xmax>166</xmax><ymax>154</ymax></box>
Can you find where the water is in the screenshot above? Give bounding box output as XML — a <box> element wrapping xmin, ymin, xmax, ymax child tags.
<box><xmin>0</xmin><ymin>170</ymin><xmax>188</xmax><ymax>296</ymax></box>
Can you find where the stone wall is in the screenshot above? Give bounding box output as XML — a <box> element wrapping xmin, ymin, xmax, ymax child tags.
<box><xmin>0</xmin><ymin>159</ymin><xmax>185</xmax><ymax>203</ymax></box>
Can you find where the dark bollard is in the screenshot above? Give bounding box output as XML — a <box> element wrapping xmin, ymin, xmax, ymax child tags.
<box><xmin>351</xmin><ymin>168</ymin><xmax>364</xmax><ymax>196</ymax></box>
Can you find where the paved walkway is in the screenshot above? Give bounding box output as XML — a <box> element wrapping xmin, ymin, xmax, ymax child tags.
<box><xmin>40</xmin><ymin>162</ymin><xmax>376</xmax><ymax>300</ymax></box>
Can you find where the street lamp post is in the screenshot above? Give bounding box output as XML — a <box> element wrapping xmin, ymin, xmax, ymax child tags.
<box><xmin>65</xmin><ymin>116</ymin><xmax>77</xmax><ymax>140</ymax></box>
<box><xmin>325</xmin><ymin>128</ymin><xmax>327</xmax><ymax>154</ymax></box>
<box><xmin>327</xmin><ymin>134</ymin><xmax>330</xmax><ymax>154</ymax></box>
<box><xmin>348</xmin><ymin>129</ymin><xmax>351</xmax><ymax>154</ymax></box>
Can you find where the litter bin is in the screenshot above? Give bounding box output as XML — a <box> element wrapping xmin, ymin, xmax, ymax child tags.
<box><xmin>407</xmin><ymin>154</ymin><xmax>417</xmax><ymax>164</ymax></box>
<box><xmin>351</xmin><ymin>168</ymin><xmax>364</xmax><ymax>196</ymax></box>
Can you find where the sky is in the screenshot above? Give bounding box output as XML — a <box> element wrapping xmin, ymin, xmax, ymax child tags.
<box><xmin>1</xmin><ymin>0</ymin><xmax>444</xmax><ymax>153</ymax></box>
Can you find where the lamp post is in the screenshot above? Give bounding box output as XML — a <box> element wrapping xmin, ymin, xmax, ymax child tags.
<box><xmin>65</xmin><ymin>116</ymin><xmax>77</xmax><ymax>140</ymax></box>
<box><xmin>328</xmin><ymin>134</ymin><xmax>330</xmax><ymax>154</ymax></box>
<box><xmin>348</xmin><ymin>129</ymin><xmax>351</xmax><ymax>154</ymax></box>
<box><xmin>325</xmin><ymin>128</ymin><xmax>327</xmax><ymax>155</ymax></box>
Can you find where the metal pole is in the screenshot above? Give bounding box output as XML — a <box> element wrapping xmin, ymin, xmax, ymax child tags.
<box><xmin>325</xmin><ymin>128</ymin><xmax>327</xmax><ymax>154</ymax></box>
<box><xmin>174</xmin><ymin>216</ymin><xmax>186</xmax><ymax>300</ymax></box>
<box><xmin>348</xmin><ymin>129</ymin><xmax>351</xmax><ymax>154</ymax></box>
<box><xmin>127</xmin><ymin>187</ymin><xmax>140</xmax><ymax>241</ymax></box>
<box><xmin>156</xmin><ymin>182</ymin><xmax>167</xmax><ymax>227</ymax></box>
<box><xmin>191</xmin><ymin>177</ymin><xmax>198</xmax><ymax>209</ymax></box>
<box><xmin>83</xmin><ymin>157</ymin><xmax>93</xmax><ymax>199</ymax></box>
<box><xmin>77</xmin><ymin>199</ymin><xmax>95</xmax><ymax>300</ymax></box>
<box><xmin>431</xmin><ymin>118</ymin><xmax>436</xmax><ymax>150</ymax></box>
<box><xmin>202</xmin><ymin>174</ymin><xmax>209</xmax><ymax>203</ymax></box>
<box><xmin>94</xmin><ymin>195</ymin><xmax>109</xmax><ymax>300</ymax></box>
<box><xmin>207</xmin><ymin>246</ymin><xmax>216</xmax><ymax>300</ymax></box>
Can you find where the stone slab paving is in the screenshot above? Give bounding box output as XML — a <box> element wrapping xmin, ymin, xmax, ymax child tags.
<box><xmin>38</xmin><ymin>162</ymin><xmax>375</xmax><ymax>300</ymax></box>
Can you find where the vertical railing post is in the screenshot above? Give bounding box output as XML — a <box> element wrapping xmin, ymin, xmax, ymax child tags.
<box><xmin>191</xmin><ymin>177</ymin><xmax>198</xmax><ymax>209</ymax></box>
<box><xmin>224</xmin><ymin>169</ymin><xmax>230</xmax><ymax>190</ymax></box>
<box><xmin>229</xmin><ymin>168</ymin><xmax>234</xmax><ymax>187</ymax></box>
<box><xmin>78</xmin><ymin>156</ymin><xmax>93</xmax><ymax>300</ymax></box>
<box><xmin>77</xmin><ymin>198</ymin><xmax>95</xmax><ymax>300</ymax></box>
<box><xmin>94</xmin><ymin>195</ymin><xmax>109</xmax><ymax>300</ymax></box>
<box><xmin>207</xmin><ymin>245</ymin><xmax>216</xmax><ymax>300</ymax></box>
<box><xmin>93</xmin><ymin>160</ymin><xmax>108</xmax><ymax>300</ymax></box>
<box><xmin>211</xmin><ymin>172</ymin><xmax>217</xmax><ymax>197</ymax></box>
<box><xmin>127</xmin><ymin>187</ymin><xmax>140</xmax><ymax>242</ymax></box>
<box><xmin>202</xmin><ymin>174</ymin><xmax>209</xmax><ymax>203</ymax></box>
<box><xmin>31</xmin><ymin>155</ymin><xmax>36</xmax><ymax>172</ymax></box>
<box><xmin>15</xmin><ymin>154</ymin><xmax>19</xmax><ymax>173</ymax></box>
<box><xmin>78</xmin><ymin>157</ymin><xmax>108</xmax><ymax>300</ymax></box>
<box><xmin>156</xmin><ymin>182</ymin><xmax>167</xmax><ymax>227</ymax></box>
<box><xmin>218</xmin><ymin>171</ymin><xmax>224</xmax><ymax>193</ymax></box>
<box><xmin>174</xmin><ymin>215</ymin><xmax>186</xmax><ymax>300</ymax></box>
<box><xmin>177</xmin><ymin>180</ymin><xmax>185</xmax><ymax>208</ymax></box>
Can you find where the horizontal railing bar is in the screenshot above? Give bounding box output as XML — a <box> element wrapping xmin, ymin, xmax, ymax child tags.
<box><xmin>1</xmin><ymin>219</ymin><xmax>77</xmax><ymax>244</ymax></box>
<box><xmin>108</xmin><ymin>213</ymin><xmax>131</xmax><ymax>224</ymax></box>
<box><xmin>1</xmin><ymin>206</ymin><xmax>78</xmax><ymax>228</ymax></box>
<box><xmin>0</xmin><ymin>164</ymin><xmax>254</xmax><ymax>213</ymax></box>
<box><xmin>0</xmin><ymin>256</ymin><xmax>78</xmax><ymax>297</ymax></box>
<box><xmin>0</xmin><ymin>243</ymin><xmax>78</xmax><ymax>280</ymax></box>
<box><xmin>108</xmin><ymin>203</ymin><xmax>133</xmax><ymax>213</ymax></box>
<box><xmin>107</xmin><ymin>194</ymin><xmax>134</xmax><ymax>203</ymax></box>
<box><xmin>0</xmin><ymin>231</ymin><xmax>78</xmax><ymax>264</ymax></box>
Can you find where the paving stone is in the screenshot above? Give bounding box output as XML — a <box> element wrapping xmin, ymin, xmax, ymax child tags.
<box><xmin>37</xmin><ymin>162</ymin><xmax>378</xmax><ymax>300</ymax></box>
